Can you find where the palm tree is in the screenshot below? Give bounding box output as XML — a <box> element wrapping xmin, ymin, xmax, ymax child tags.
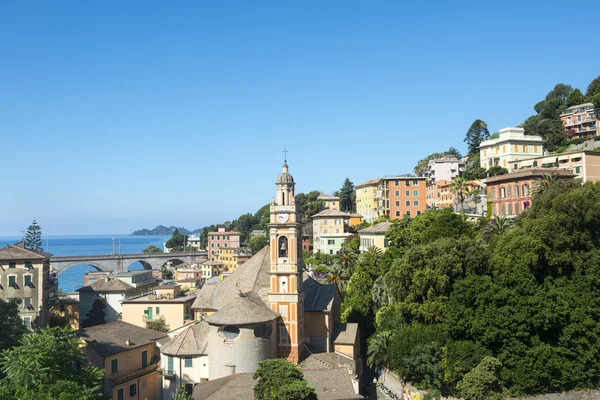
<box><xmin>338</xmin><ymin>248</ymin><xmax>358</xmax><ymax>276</ymax></box>
<box><xmin>481</xmin><ymin>215</ymin><xmax>514</xmax><ymax>241</ymax></box>
<box><xmin>450</xmin><ymin>177</ymin><xmax>468</xmax><ymax>216</ymax></box>
<box><xmin>531</xmin><ymin>173</ymin><xmax>558</xmax><ymax>199</ymax></box>
<box><xmin>327</xmin><ymin>263</ymin><xmax>349</xmax><ymax>288</ymax></box>
<box><xmin>371</xmin><ymin>275</ymin><xmax>393</xmax><ymax>308</ymax></box>
<box><xmin>367</xmin><ymin>330</ymin><xmax>395</xmax><ymax>371</ymax></box>
<box><xmin>467</xmin><ymin>186</ymin><xmax>482</xmax><ymax>213</ymax></box>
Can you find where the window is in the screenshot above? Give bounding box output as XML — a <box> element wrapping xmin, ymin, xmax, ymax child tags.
<box><xmin>141</xmin><ymin>350</ymin><xmax>148</xmax><ymax>368</ymax></box>
<box><xmin>327</xmin><ymin>239</ymin><xmax>335</xmax><ymax>245</ymax></box>
<box><xmin>515</xmin><ymin>186</ymin><xmax>519</xmax><ymax>197</ymax></box>
<box><xmin>413</xmin><ymin>180</ymin><xmax>419</xmax><ymax>186</ymax></box>
<box><xmin>278</xmin><ymin>236</ymin><xmax>288</xmax><ymax>257</ymax></box>
<box><xmin>413</xmin><ymin>190</ymin><xmax>419</xmax><ymax>196</ymax></box>
<box><xmin>405</xmin><ymin>180</ymin><xmax>410</xmax><ymax>186</ymax></box>
<box><xmin>417</xmin><ymin>210</ymin><xmax>422</xmax><ymax>215</ymax></box>
<box><xmin>279</xmin><ymin>305</ymin><xmax>288</xmax><ymax>317</ymax></box>
<box><xmin>534</xmin><ymin>145</ymin><xmax>538</xmax><ymax>152</ymax></box>
<box><xmin>323</xmin><ymin>229</ymin><xmax>328</xmax><ymax>234</ymax></box>
<box><xmin>9</xmin><ymin>262</ymin><xmax>16</xmax><ymax>269</ymax></box>
<box><xmin>578</xmin><ymin>115</ymin><xmax>582</xmax><ymax>122</ymax></box>
<box><xmin>129</xmin><ymin>383</ymin><xmax>136</xmax><ymax>397</ymax></box>
<box><xmin>184</xmin><ymin>357</ymin><xmax>193</xmax><ymax>368</ymax></box>
<box><xmin>508</xmin><ymin>204</ymin><xmax>513</xmax><ymax>215</ymax></box>
<box><xmin>223</xmin><ymin>326</ymin><xmax>240</xmax><ymax>339</ymax></box>
<box><xmin>217</xmin><ymin>243</ymin><xmax>220</xmax><ymax>248</ymax></box>
<box><xmin>24</xmin><ymin>298</ymin><xmax>32</xmax><ymax>309</ymax></box>
<box><xmin>404</xmin><ymin>190</ymin><xmax>409</xmax><ymax>196</ymax></box>
<box><xmin>280</xmin><ymin>326</ymin><xmax>289</xmax><ymax>341</ymax></box>
<box><xmin>523</xmin><ymin>145</ymin><xmax>527</xmax><ymax>152</ymax></box>
<box><xmin>224</xmin><ymin>243</ymin><xmax>228</xmax><ymax>247</ymax></box>
<box><xmin>406</xmin><ymin>210</ymin><xmax>411</xmax><ymax>216</ymax></box>
<box><xmin>405</xmin><ymin>200</ymin><xmax>410</xmax><ymax>206</ymax></box>
<box><xmin>413</xmin><ymin>200</ymin><xmax>419</xmax><ymax>206</ymax></box>
<box><xmin>334</xmin><ymin>219</ymin><xmax>340</xmax><ymax>225</ymax></box>
<box><xmin>395</xmin><ymin>211</ymin><xmax>400</xmax><ymax>217</ymax></box>
<box><xmin>155</xmin><ymin>307</ymin><xmax>160</xmax><ymax>315</ymax></box>
<box><xmin>507</xmin><ymin>187</ymin><xmax>512</xmax><ymax>197</ymax></box>
<box><xmin>500</xmin><ymin>188</ymin><xmax>506</xmax><ymax>198</ymax></box>
<box><xmin>111</xmin><ymin>358</ymin><xmax>119</xmax><ymax>374</ymax></box>
<box><xmin>323</xmin><ymin>220</ymin><xmax>328</xmax><ymax>225</ymax></box>
<box><xmin>117</xmin><ymin>388</ymin><xmax>124</xmax><ymax>400</ymax></box>
<box><xmin>395</xmin><ymin>201</ymin><xmax>400</xmax><ymax>206</ymax></box>
<box><xmin>514</xmin><ymin>163</ymin><xmax>518</xmax><ymax>170</ymax></box>
<box><xmin>211</xmin><ymin>243</ymin><xmax>214</xmax><ymax>248</ymax></box>
<box><xmin>502</xmin><ymin>205</ymin><xmax>506</xmax><ymax>215</ymax></box>
<box><xmin>515</xmin><ymin>204</ymin><xmax>520</xmax><ymax>214</ymax></box>
<box><xmin>141</xmin><ymin>378</ymin><xmax>147</xmax><ymax>389</ymax></box>
<box><xmin>514</xmin><ymin>144</ymin><xmax>518</xmax><ymax>152</ymax></box>
<box><xmin>145</xmin><ymin>307</ymin><xmax>153</xmax><ymax>320</ymax></box>
<box><xmin>575</xmin><ymin>166</ymin><xmax>581</xmax><ymax>174</ymax></box>
<box><xmin>395</xmin><ymin>190</ymin><xmax>400</xmax><ymax>196</ymax></box>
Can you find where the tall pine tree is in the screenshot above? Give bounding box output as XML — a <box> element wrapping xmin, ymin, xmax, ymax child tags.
<box><xmin>24</xmin><ymin>220</ymin><xmax>43</xmax><ymax>251</ymax></box>
<box><xmin>337</xmin><ymin>178</ymin><xmax>356</xmax><ymax>213</ymax></box>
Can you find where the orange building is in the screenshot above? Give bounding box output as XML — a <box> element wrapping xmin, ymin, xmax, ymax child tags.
<box><xmin>208</xmin><ymin>228</ymin><xmax>241</xmax><ymax>261</ymax></box>
<box><xmin>388</xmin><ymin>176</ymin><xmax>427</xmax><ymax>219</ymax></box>
<box><xmin>560</xmin><ymin>102</ymin><xmax>598</xmax><ymax>140</ymax></box>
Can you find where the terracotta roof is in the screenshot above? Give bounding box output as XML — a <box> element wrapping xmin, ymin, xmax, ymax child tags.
<box><xmin>77</xmin><ymin>277</ymin><xmax>133</xmax><ymax>292</ymax></box>
<box><xmin>0</xmin><ymin>244</ymin><xmax>52</xmax><ymax>261</ymax></box>
<box><xmin>484</xmin><ymin>168</ymin><xmax>576</xmax><ymax>184</ymax></box>
<box><xmin>208</xmin><ymin>231</ymin><xmax>241</xmax><ymax>236</ymax></box>
<box><xmin>358</xmin><ymin>221</ymin><xmax>392</xmax><ymax>234</ymax></box>
<box><xmin>332</xmin><ymin>323</ymin><xmax>359</xmax><ymax>345</ymax></box>
<box><xmin>192</xmin><ymin>246</ymin><xmax>270</xmax><ymax>312</ymax></box>
<box><xmin>355</xmin><ymin>178</ymin><xmax>381</xmax><ymax>188</ymax></box>
<box><xmin>78</xmin><ymin>321</ymin><xmax>167</xmax><ymax>357</ymax></box>
<box><xmin>192</xmin><ymin>368</ymin><xmax>361</xmax><ymax>400</ymax></box>
<box><xmin>202</xmin><ymin>260</ymin><xmax>225</xmax><ymax>266</ymax></box>
<box><xmin>311</xmin><ymin>209</ymin><xmax>354</xmax><ymax>219</ymax></box>
<box><xmin>204</xmin><ymin>291</ymin><xmax>279</xmax><ymax>325</ymax></box>
<box><xmin>160</xmin><ymin>321</ymin><xmax>210</xmax><ymax>356</ymax></box>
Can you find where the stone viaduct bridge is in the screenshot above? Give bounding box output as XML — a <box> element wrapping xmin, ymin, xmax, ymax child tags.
<box><xmin>50</xmin><ymin>251</ymin><xmax>208</xmax><ymax>275</ymax></box>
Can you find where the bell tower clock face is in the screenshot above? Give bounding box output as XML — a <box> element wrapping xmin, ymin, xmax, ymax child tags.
<box><xmin>277</xmin><ymin>213</ymin><xmax>289</xmax><ymax>223</ymax></box>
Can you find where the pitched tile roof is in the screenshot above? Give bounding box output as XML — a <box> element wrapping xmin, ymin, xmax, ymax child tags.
<box><xmin>77</xmin><ymin>277</ymin><xmax>133</xmax><ymax>292</ymax></box>
<box><xmin>204</xmin><ymin>291</ymin><xmax>279</xmax><ymax>325</ymax></box>
<box><xmin>358</xmin><ymin>221</ymin><xmax>392</xmax><ymax>234</ymax></box>
<box><xmin>303</xmin><ymin>276</ymin><xmax>336</xmax><ymax>312</ymax></box>
<box><xmin>160</xmin><ymin>321</ymin><xmax>210</xmax><ymax>356</ymax></box>
<box><xmin>191</xmin><ymin>246</ymin><xmax>270</xmax><ymax>312</ymax></box>
<box><xmin>0</xmin><ymin>244</ymin><xmax>52</xmax><ymax>261</ymax></box>
<box><xmin>192</xmin><ymin>368</ymin><xmax>361</xmax><ymax>400</ymax></box>
<box><xmin>332</xmin><ymin>323</ymin><xmax>359</xmax><ymax>345</ymax></box>
<box><xmin>78</xmin><ymin>321</ymin><xmax>167</xmax><ymax>357</ymax></box>
<box><xmin>311</xmin><ymin>209</ymin><xmax>354</xmax><ymax>219</ymax></box>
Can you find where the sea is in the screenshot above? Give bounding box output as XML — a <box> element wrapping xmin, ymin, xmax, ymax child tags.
<box><xmin>0</xmin><ymin>235</ymin><xmax>171</xmax><ymax>292</ymax></box>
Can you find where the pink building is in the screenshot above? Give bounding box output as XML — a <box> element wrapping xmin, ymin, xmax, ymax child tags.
<box><xmin>207</xmin><ymin>228</ymin><xmax>241</xmax><ymax>260</ymax></box>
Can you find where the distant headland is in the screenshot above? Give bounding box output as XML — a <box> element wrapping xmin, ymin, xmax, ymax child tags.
<box><xmin>131</xmin><ymin>225</ymin><xmax>202</xmax><ymax>236</ymax></box>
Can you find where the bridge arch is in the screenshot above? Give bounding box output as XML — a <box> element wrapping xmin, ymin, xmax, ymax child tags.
<box><xmin>164</xmin><ymin>258</ymin><xmax>186</xmax><ymax>268</ymax></box>
<box><xmin>124</xmin><ymin>260</ymin><xmax>153</xmax><ymax>271</ymax></box>
<box><xmin>53</xmin><ymin>262</ymin><xmax>106</xmax><ymax>275</ymax></box>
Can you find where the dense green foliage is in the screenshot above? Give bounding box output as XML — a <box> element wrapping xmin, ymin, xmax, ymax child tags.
<box><xmin>337</xmin><ymin>182</ymin><xmax>600</xmax><ymax>397</ymax></box>
<box><xmin>0</xmin><ymin>300</ymin><xmax>27</xmax><ymax>354</ymax></box>
<box><xmin>146</xmin><ymin>316</ymin><xmax>170</xmax><ymax>332</ymax></box>
<box><xmin>81</xmin><ymin>298</ymin><xmax>106</xmax><ymax>328</ymax></box>
<box><xmin>335</xmin><ymin>178</ymin><xmax>356</xmax><ymax>212</ymax></box>
<box><xmin>253</xmin><ymin>359</ymin><xmax>316</xmax><ymax>400</ymax></box>
<box><xmin>464</xmin><ymin>120</ymin><xmax>489</xmax><ymax>154</ymax></box>
<box><xmin>142</xmin><ymin>244</ymin><xmax>163</xmax><ymax>254</ymax></box>
<box><xmin>173</xmin><ymin>386</ymin><xmax>193</xmax><ymax>400</ymax></box>
<box><xmin>0</xmin><ymin>327</ymin><xmax>104</xmax><ymax>400</ymax></box>
<box><xmin>24</xmin><ymin>220</ymin><xmax>43</xmax><ymax>251</ymax></box>
<box><xmin>413</xmin><ymin>147</ymin><xmax>462</xmax><ymax>176</ymax></box>
<box><xmin>248</xmin><ymin>234</ymin><xmax>269</xmax><ymax>254</ymax></box>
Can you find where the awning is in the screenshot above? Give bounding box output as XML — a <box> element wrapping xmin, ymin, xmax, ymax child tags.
<box><xmin>558</xmin><ymin>155</ymin><xmax>570</xmax><ymax>161</ymax></box>
<box><xmin>520</xmin><ymin>159</ymin><xmax>534</xmax><ymax>167</ymax></box>
<box><xmin>541</xmin><ymin>156</ymin><xmax>558</xmax><ymax>165</ymax></box>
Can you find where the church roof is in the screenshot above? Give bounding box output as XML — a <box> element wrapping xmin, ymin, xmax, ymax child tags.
<box><xmin>276</xmin><ymin>162</ymin><xmax>294</xmax><ymax>184</ymax></box>
<box><xmin>204</xmin><ymin>291</ymin><xmax>279</xmax><ymax>325</ymax></box>
<box><xmin>303</xmin><ymin>276</ymin><xmax>336</xmax><ymax>312</ymax></box>
<box><xmin>191</xmin><ymin>246</ymin><xmax>271</xmax><ymax>312</ymax></box>
<box><xmin>332</xmin><ymin>323</ymin><xmax>359</xmax><ymax>345</ymax></box>
<box><xmin>160</xmin><ymin>321</ymin><xmax>210</xmax><ymax>356</ymax></box>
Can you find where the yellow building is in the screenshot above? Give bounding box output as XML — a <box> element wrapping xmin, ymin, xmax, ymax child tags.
<box><xmin>216</xmin><ymin>247</ymin><xmax>252</xmax><ymax>272</ymax></box>
<box><xmin>358</xmin><ymin>222</ymin><xmax>391</xmax><ymax>253</ymax></box>
<box><xmin>355</xmin><ymin>179</ymin><xmax>380</xmax><ymax>223</ymax></box>
<box><xmin>78</xmin><ymin>321</ymin><xmax>167</xmax><ymax>400</ymax></box>
<box><xmin>317</xmin><ymin>192</ymin><xmax>341</xmax><ymax>210</ymax></box>
<box><xmin>121</xmin><ymin>284</ymin><xmax>196</xmax><ymax>332</ymax></box>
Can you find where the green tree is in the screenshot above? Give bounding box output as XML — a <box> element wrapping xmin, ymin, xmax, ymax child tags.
<box><xmin>165</xmin><ymin>232</ymin><xmax>189</xmax><ymax>251</ymax></box>
<box><xmin>24</xmin><ymin>220</ymin><xmax>43</xmax><ymax>251</ymax></box>
<box><xmin>81</xmin><ymin>298</ymin><xmax>106</xmax><ymax>328</ymax></box>
<box><xmin>371</xmin><ymin>275</ymin><xmax>393</xmax><ymax>308</ymax></box>
<box><xmin>295</xmin><ymin>191</ymin><xmax>324</xmax><ymax>220</ymax></box>
<box><xmin>142</xmin><ymin>244</ymin><xmax>163</xmax><ymax>254</ymax></box>
<box><xmin>586</xmin><ymin>75</ymin><xmax>600</xmax><ymax>98</ymax></box>
<box><xmin>414</xmin><ymin>148</ymin><xmax>462</xmax><ymax>176</ymax></box>
<box><xmin>456</xmin><ymin>357</ymin><xmax>504</xmax><ymax>400</ymax></box>
<box><xmin>486</xmin><ymin>166</ymin><xmax>508</xmax><ymax>177</ymax></box>
<box><xmin>0</xmin><ymin>327</ymin><xmax>104</xmax><ymax>400</ymax></box>
<box><xmin>531</xmin><ymin>173</ymin><xmax>558</xmax><ymax>199</ymax></box>
<box><xmin>337</xmin><ymin>178</ymin><xmax>356</xmax><ymax>212</ymax></box>
<box><xmin>146</xmin><ymin>316</ymin><xmax>169</xmax><ymax>332</ymax></box>
<box><xmin>592</xmin><ymin>93</ymin><xmax>600</xmax><ymax>111</ymax></box>
<box><xmin>566</xmin><ymin>88</ymin><xmax>587</xmax><ymax>107</ymax></box>
<box><xmin>173</xmin><ymin>386</ymin><xmax>193</xmax><ymax>400</ymax></box>
<box><xmin>463</xmin><ymin>153</ymin><xmax>486</xmax><ymax>180</ymax></box>
<box><xmin>367</xmin><ymin>330</ymin><xmax>394</xmax><ymax>371</ymax></box>
<box><xmin>248</xmin><ymin>234</ymin><xmax>269</xmax><ymax>254</ymax></box>
<box><xmin>0</xmin><ymin>299</ymin><xmax>27</xmax><ymax>353</ymax></box>
<box><xmin>344</xmin><ymin>269</ymin><xmax>374</xmax><ymax>315</ymax></box>
<box><xmin>480</xmin><ymin>215</ymin><xmax>514</xmax><ymax>242</ymax></box>
<box><xmin>450</xmin><ymin>177</ymin><xmax>468</xmax><ymax>215</ymax></box>
<box><xmin>253</xmin><ymin>359</ymin><xmax>316</xmax><ymax>400</ymax></box>
<box><xmin>161</xmin><ymin>264</ymin><xmax>174</xmax><ymax>279</ymax></box>
<box><xmin>464</xmin><ymin>119</ymin><xmax>490</xmax><ymax>154</ymax></box>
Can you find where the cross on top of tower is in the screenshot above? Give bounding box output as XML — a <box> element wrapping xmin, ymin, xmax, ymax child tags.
<box><xmin>282</xmin><ymin>148</ymin><xmax>288</xmax><ymax>162</ymax></box>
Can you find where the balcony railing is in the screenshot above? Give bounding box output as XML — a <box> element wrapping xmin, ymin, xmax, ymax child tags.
<box><xmin>113</xmin><ymin>363</ymin><xmax>158</xmax><ymax>385</ymax></box>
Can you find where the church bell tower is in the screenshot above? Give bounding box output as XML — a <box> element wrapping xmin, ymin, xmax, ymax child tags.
<box><xmin>268</xmin><ymin>156</ymin><xmax>304</xmax><ymax>363</ymax></box>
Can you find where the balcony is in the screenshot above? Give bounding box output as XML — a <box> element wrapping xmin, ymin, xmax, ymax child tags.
<box><xmin>113</xmin><ymin>363</ymin><xmax>159</xmax><ymax>385</ymax></box>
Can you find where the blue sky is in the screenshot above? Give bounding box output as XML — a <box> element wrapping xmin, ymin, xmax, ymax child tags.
<box><xmin>1</xmin><ymin>1</ymin><xmax>599</xmax><ymax>235</ymax></box>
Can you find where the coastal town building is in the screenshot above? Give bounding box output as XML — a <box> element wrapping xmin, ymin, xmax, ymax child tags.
<box><xmin>186</xmin><ymin>235</ymin><xmax>202</xmax><ymax>250</ymax></box>
<box><xmin>317</xmin><ymin>192</ymin><xmax>341</xmax><ymax>210</ymax></box>
<box><xmin>427</xmin><ymin>157</ymin><xmax>464</xmax><ymax>184</ymax></box>
<box><xmin>514</xmin><ymin>150</ymin><xmax>600</xmax><ymax>182</ymax></box>
<box><xmin>200</xmin><ymin>260</ymin><xmax>225</xmax><ymax>279</ymax></box>
<box><xmin>78</xmin><ymin>321</ymin><xmax>167</xmax><ymax>400</ymax></box>
<box><xmin>485</xmin><ymin>168</ymin><xmax>576</xmax><ymax>217</ymax></box>
<box><xmin>0</xmin><ymin>243</ymin><xmax>53</xmax><ymax>329</ymax></box>
<box><xmin>216</xmin><ymin>247</ymin><xmax>252</xmax><ymax>272</ymax></box>
<box><xmin>479</xmin><ymin>127</ymin><xmax>544</xmax><ymax>170</ymax></box>
<box><xmin>121</xmin><ymin>284</ymin><xmax>195</xmax><ymax>331</ymax></box>
<box><xmin>311</xmin><ymin>209</ymin><xmax>354</xmax><ymax>254</ymax></box>
<box><xmin>174</xmin><ymin>264</ymin><xmax>205</xmax><ymax>290</ymax></box>
<box><xmin>358</xmin><ymin>222</ymin><xmax>391</xmax><ymax>253</ymax></box>
<box><xmin>560</xmin><ymin>102</ymin><xmax>598</xmax><ymax>140</ymax></box>
<box><xmin>425</xmin><ymin>179</ymin><xmax>486</xmax><ymax>214</ymax></box>
<box><xmin>78</xmin><ymin>270</ymin><xmax>158</xmax><ymax>323</ymax></box>
<box><xmin>208</xmin><ymin>228</ymin><xmax>241</xmax><ymax>261</ymax></box>
<box><xmin>356</xmin><ymin>176</ymin><xmax>426</xmax><ymax>221</ymax></box>
<box><xmin>49</xmin><ymin>295</ymin><xmax>80</xmax><ymax>330</ymax></box>
<box><xmin>355</xmin><ymin>179</ymin><xmax>380</xmax><ymax>223</ymax></box>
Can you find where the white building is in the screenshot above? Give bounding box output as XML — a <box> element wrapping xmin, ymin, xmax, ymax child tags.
<box><xmin>479</xmin><ymin>127</ymin><xmax>544</xmax><ymax>170</ymax></box>
<box><xmin>311</xmin><ymin>209</ymin><xmax>354</xmax><ymax>254</ymax></box>
<box><xmin>427</xmin><ymin>157</ymin><xmax>464</xmax><ymax>184</ymax></box>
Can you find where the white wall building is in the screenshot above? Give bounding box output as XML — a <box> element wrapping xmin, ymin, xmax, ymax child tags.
<box><xmin>479</xmin><ymin>127</ymin><xmax>544</xmax><ymax>170</ymax></box>
<box><xmin>427</xmin><ymin>157</ymin><xmax>464</xmax><ymax>184</ymax></box>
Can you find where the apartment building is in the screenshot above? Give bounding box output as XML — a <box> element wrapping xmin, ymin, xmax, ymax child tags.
<box><xmin>121</xmin><ymin>284</ymin><xmax>196</xmax><ymax>331</ymax></box>
<box><xmin>479</xmin><ymin>127</ymin><xmax>544</xmax><ymax>170</ymax></box>
<box><xmin>427</xmin><ymin>157</ymin><xmax>464</xmax><ymax>184</ymax></box>
<box><xmin>0</xmin><ymin>243</ymin><xmax>53</xmax><ymax>329</ymax></box>
<box><xmin>317</xmin><ymin>192</ymin><xmax>341</xmax><ymax>210</ymax></box>
<box><xmin>426</xmin><ymin>179</ymin><xmax>486</xmax><ymax>214</ymax></box>
<box><xmin>358</xmin><ymin>222</ymin><xmax>391</xmax><ymax>253</ymax></box>
<box><xmin>514</xmin><ymin>150</ymin><xmax>600</xmax><ymax>182</ymax></box>
<box><xmin>355</xmin><ymin>179</ymin><xmax>380</xmax><ymax>223</ymax></box>
<box><xmin>208</xmin><ymin>228</ymin><xmax>241</xmax><ymax>260</ymax></box>
<box><xmin>485</xmin><ymin>168</ymin><xmax>575</xmax><ymax>217</ymax></box>
<box><xmin>560</xmin><ymin>103</ymin><xmax>598</xmax><ymax>140</ymax></box>
<box><xmin>79</xmin><ymin>321</ymin><xmax>167</xmax><ymax>400</ymax></box>
<box><xmin>311</xmin><ymin>209</ymin><xmax>354</xmax><ymax>254</ymax></box>
<box><xmin>388</xmin><ymin>177</ymin><xmax>427</xmax><ymax>219</ymax></box>
<box><xmin>217</xmin><ymin>247</ymin><xmax>252</xmax><ymax>272</ymax></box>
